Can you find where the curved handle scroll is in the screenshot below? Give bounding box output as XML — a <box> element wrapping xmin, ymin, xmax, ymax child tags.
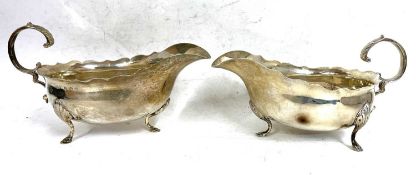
<box><xmin>8</xmin><ymin>22</ymin><xmax>54</xmax><ymax>87</ymax></box>
<box><xmin>360</xmin><ymin>35</ymin><xmax>407</xmax><ymax>95</ymax></box>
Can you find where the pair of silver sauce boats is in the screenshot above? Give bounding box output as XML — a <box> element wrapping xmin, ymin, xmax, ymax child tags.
<box><xmin>8</xmin><ymin>23</ymin><xmax>407</xmax><ymax>151</ymax></box>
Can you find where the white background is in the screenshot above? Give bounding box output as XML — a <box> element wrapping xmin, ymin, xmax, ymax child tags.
<box><xmin>0</xmin><ymin>0</ymin><xmax>415</xmax><ymax>174</ymax></box>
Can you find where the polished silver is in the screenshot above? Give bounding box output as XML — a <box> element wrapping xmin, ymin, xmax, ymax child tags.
<box><xmin>213</xmin><ymin>36</ymin><xmax>407</xmax><ymax>151</ymax></box>
<box><xmin>8</xmin><ymin>23</ymin><xmax>211</xmax><ymax>143</ymax></box>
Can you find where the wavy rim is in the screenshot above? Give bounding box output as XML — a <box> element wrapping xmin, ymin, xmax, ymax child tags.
<box><xmin>213</xmin><ymin>50</ymin><xmax>382</xmax><ymax>91</ymax></box>
<box><xmin>37</xmin><ymin>43</ymin><xmax>210</xmax><ymax>83</ymax></box>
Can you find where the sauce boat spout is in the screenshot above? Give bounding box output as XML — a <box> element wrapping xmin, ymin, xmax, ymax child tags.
<box><xmin>146</xmin><ymin>43</ymin><xmax>211</xmax><ymax>97</ymax></box>
<box><xmin>212</xmin><ymin>50</ymin><xmax>287</xmax><ymax>91</ymax></box>
<box><xmin>160</xmin><ymin>43</ymin><xmax>211</xmax><ymax>76</ymax></box>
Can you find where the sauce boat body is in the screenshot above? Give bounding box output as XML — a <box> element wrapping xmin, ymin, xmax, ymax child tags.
<box><xmin>213</xmin><ymin>52</ymin><xmax>378</xmax><ymax>131</ymax></box>
<box><xmin>8</xmin><ymin>23</ymin><xmax>210</xmax><ymax>143</ymax></box>
<box><xmin>213</xmin><ymin>36</ymin><xmax>406</xmax><ymax>151</ymax></box>
<box><xmin>39</xmin><ymin>45</ymin><xmax>209</xmax><ymax>124</ymax></box>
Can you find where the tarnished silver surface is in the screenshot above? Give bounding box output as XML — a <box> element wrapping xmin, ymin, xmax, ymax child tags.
<box><xmin>213</xmin><ymin>36</ymin><xmax>407</xmax><ymax>151</ymax></box>
<box><xmin>8</xmin><ymin>23</ymin><xmax>211</xmax><ymax>143</ymax></box>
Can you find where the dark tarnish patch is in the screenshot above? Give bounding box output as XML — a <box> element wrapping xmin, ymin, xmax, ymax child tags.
<box><xmin>48</xmin><ymin>86</ymin><xmax>66</xmax><ymax>99</ymax></box>
<box><xmin>296</xmin><ymin>114</ymin><xmax>311</xmax><ymax>124</ymax></box>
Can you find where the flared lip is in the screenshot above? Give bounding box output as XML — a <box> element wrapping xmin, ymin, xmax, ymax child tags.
<box><xmin>213</xmin><ymin>50</ymin><xmax>382</xmax><ymax>91</ymax></box>
<box><xmin>37</xmin><ymin>43</ymin><xmax>210</xmax><ymax>83</ymax></box>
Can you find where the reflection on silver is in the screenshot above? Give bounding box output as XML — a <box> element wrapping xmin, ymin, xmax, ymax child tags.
<box><xmin>213</xmin><ymin>36</ymin><xmax>406</xmax><ymax>151</ymax></box>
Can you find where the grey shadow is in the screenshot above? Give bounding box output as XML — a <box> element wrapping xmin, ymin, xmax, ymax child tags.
<box><xmin>178</xmin><ymin>75</ymin><xmax>252</xmax><ymax>124</ymax></box>
<box><xmin>28</xmin><ymin>106</ymin><xmax>156</xmax><ymax>142</ymax></box>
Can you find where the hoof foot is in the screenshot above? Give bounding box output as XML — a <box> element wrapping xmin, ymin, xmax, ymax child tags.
<box><xmin>256</xmin><ymin>131</ymin><xmax>269</xmax><ymax>137</ymax></box>
<box><xmin>60</xmin><ymin>136</ymin><xmax>73</xmax><ymax>144</ymax></box>
<box><xmin>148</xmin><ymin>127</ymin><xmax>160</xmax><ymax>132</ymax></box>
<box><xmin>352</xmin><ymin>144</ymin><xmax>363</xmax><ymax>152</ymax></box>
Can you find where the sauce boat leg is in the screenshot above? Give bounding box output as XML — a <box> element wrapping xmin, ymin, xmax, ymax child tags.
<box><xmin>53</xmin><ymin>99</ymin><xmax>77</xmax><ymax>144</ymax></box>
<box><xmin>51</xmin><ymin>98</ymin><xmax>171</xmax><ymax>143</ymax></box>
<box><xmin>144</xmin><ymin>98</ymin><xmax>170</xmax><ymax>132</ymax></box>
<box><xmin>249</xmin><ymin>101</ymin><xmax>272</xmax><ymax>137</ymax></box>
<box><xmin>350</xmin><ymin>93</ymin><xmax>374</xmax><ymax>151</ymax></box>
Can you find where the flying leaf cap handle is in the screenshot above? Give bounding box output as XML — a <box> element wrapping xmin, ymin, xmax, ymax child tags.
<box><xmin>360</xmin><ymin>35</ymin><xmax>407</xmax><ymax>95</ymax></box>
<box><xmin>8</xmin><ymin>22</ymin><xmax>54</xmax><ymax>87</ymax></box>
